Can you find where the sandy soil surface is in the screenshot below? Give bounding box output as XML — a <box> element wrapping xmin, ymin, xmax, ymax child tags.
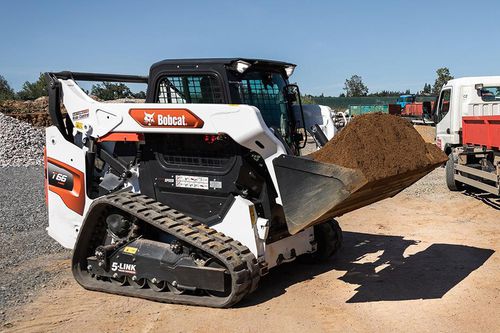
<box><xmin>2</xmin><ymin>168</ymin><xmax>499</xmax><ymax>333</ymax></box>
<box><xmin>414</xmin><ymin>125</ymin><xmax>436</xmax><ymax>143</ymax></box>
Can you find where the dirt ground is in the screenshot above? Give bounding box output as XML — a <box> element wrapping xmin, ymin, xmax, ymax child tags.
<box><xmin>2</xmin><ymin>168</ymin><xmax>499</xmax><ymax>333</ymax></box>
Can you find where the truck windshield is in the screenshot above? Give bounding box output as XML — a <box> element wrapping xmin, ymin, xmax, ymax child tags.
<box><xmin>231</xmin><ymin>71</ymin><xmax>290</xmax><ymax>139</ymax></box>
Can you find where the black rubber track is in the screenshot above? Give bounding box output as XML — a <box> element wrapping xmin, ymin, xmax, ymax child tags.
<box><xmin>72</xmin><ymin>192</ymin><xmax>260</xmax><ymax>308</ymax></box>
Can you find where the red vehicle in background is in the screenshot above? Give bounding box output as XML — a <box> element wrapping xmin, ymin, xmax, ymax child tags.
<box><xmin>389</xmin><ymin>94</ymin><xmax>435</xmax><ymax>124</ymax></box>
<box><xmin>434</xmin><ymin>77</ymin><xmax>500</xmax><ymax>196</ymax></box>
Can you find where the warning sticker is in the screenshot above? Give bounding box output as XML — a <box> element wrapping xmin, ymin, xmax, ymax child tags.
<box><xmin>209</xmin><ymin>180</ymin><xmax>222</xmax><ymax>189</ymax></box>
<box><xmin>72</xmin><ymin>109</ymin><xmax>89</xmax><ymax>121</ymax></box>
<box><xmin>123</xmin><ymin>246</ymin><xmax>138</xmax><ymax>255</ymax></box>
<box><xmin>175</xmin><ymin>175</ymin><xmax>209</xmax><ymax>190</ymax></box>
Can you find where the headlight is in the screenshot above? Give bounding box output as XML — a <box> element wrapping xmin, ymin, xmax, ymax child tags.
<box><xmin>285</xmin><ymin>65</ymin><xmax>296</xmax><ymax>78</ymax></box>
<box><xmin>232</xmin><ymin>60</ymin><xmax>251</xmax><ymax>74</ymax></box>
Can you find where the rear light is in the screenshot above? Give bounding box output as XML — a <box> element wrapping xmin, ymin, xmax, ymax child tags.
<box><xmin>436</xmin><ymin>138</ymin><xmax>442</xmax><ymax>149</ymax></box>
<box><xmin>203</xmin><ymin>135</ymin><xmax>218</xmax><ymax>144</ymax></box>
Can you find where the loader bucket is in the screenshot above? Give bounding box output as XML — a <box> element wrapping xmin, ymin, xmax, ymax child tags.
<box><xmin>273</xmin><ymin>155</ymin><xmax>439</xmax><ymax>235</ymax></box>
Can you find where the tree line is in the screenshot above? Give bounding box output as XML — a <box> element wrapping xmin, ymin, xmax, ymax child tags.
<box><xmin>1</xmin><ymin>67</ymin><xmax>455</xmax><ymax>102</ymax></box>
<box><xmin>0</xmin><ymin>73</ymin><xmax>146</xmax><ymax>101</ymax></box>
<box><xmin>340</xmin><ymin>67</ymin><xmax>453</xmax><ymax>97</ymax></box>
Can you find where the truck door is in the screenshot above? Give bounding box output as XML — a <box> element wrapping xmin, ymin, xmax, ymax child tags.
<box><xmin>436</xmin><ymin>88</ymin><xmax>452</xmax><ymax>151</ymax></box>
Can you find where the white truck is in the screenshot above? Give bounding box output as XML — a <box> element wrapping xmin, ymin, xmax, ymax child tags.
<box><xmin>435</xmin><ymin>76</ymin><xmax>500</xmax><ymax>195</ymax></box>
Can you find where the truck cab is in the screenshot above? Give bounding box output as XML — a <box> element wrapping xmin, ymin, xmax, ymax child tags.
<box><xmin>435</xmin><ymin>76</ymin><xmax>500</xmax><ymax>195</ymax></box>
<box><xmin>396</xmin><ymin>94</ymin><xmax>416</xmax><ymax>109</ymax></box>
<box><xmin>435</xmin><ymin>76</ymin><xmax>500</xmax><ymax>155</ymax></box>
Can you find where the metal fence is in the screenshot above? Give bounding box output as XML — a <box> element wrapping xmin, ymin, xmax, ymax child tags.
<box><xmin>310</xmin><ymin>96</ymin><xmax>436</xmax><ymax>110</ymax></box>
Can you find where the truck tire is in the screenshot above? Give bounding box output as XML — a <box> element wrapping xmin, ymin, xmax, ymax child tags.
<box><xmin>446</xmin><ymin>153</ymin><xmax>463</xmax><ymax>191</ymax></box>
<box><xmin>299</xmin><ymin>219</ymin><xmax>343</xmax><ymax>264</ymax></box>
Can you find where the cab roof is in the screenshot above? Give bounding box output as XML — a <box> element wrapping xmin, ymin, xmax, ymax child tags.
<box><xmin>445</xmin><ymin>76</ymin><xmax>500</xmax><ymax>87</ymax></box>
<box><xmin>150</xmin><ymin>58</ymin><xmax>296</xmax><ymax>71</ymax></box>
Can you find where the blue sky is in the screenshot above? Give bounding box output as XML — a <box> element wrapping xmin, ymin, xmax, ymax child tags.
<box><xmin>1</xmin><ymin>0</ymin><xmax>499</xmax><ymax>96</ymax></box>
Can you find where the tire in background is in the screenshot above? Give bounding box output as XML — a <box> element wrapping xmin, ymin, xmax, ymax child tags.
<box><xmin>446</xmin><ymin>153</ymin><xmax>463</xmax><ymax>191</ymax></box>
<box><xmin>299</xmin><ymin>219</ymin><xmax>342</xmax><ymax>264</ymax></box>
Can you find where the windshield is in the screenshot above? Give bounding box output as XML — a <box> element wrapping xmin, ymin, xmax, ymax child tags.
<box><xmin>232</xmin><ymin>71</ymin><xmax>290</xmax><ymax>139</ymax></box>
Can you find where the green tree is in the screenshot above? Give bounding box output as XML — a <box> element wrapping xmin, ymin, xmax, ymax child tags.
<box><xmin>343</xmin><ymin>75</ymin><xmax>368</xmax><ymax>97</ymax></box>
<box><xmin>0</xmin><ymin>75</ymin><xmax>15</xmax><ymax>100</ymax></box>
<box><xmin>368</xmin><ymin>90</ymin><xmax>405</xmax><ymax>97</ymax></box>
<box><xmin>301</xmin><ymin>94</ymin><xmax>315</xmax><ymax>104</ymax></box>
<box><xmin>421</xmin><ymin>83</ymin><xmax>432</xmax><ymax>95</ymax></box>
<box><xmin>432</xmin><ymin>68</ymin><xmax>453</xmax><ymax>95</ymax></box>
<box><xmin>17</xmin><ymin>73</ymin><xmax>48</xmax><ymax>100</ymax></box>
<box><xmin>132</xmin><ymin>91</ymin><xmax>146</xmax><ymax>99</ymax></box>
<box><xmin>91</xmin><ymin>82</ymin><xmax>134</xmax><ymax>100</ymax></box>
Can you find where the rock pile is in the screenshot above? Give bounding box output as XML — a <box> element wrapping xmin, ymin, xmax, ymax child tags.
<box><xmin>0</xmin><ymin>113</ymin><xmax>45</xmax><ymax>167</ymax></box>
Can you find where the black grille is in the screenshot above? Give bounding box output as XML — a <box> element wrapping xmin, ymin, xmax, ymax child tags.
<box><xmin>160</xmin><ymin>155</ymin><xmax>231</xmax><ymax>169</ymax></box>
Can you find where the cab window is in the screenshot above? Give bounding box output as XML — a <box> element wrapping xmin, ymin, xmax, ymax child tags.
<box><xmin>234</xmin><ymin>71</ymin><xmax>289</xmax><ymax>136</ymax></box>
<box><xmin>479</xmin><ymin>86</ymin><xmax>500</xmax><ymax>101</ymax></box>
<box><xmin>156</xmin><ymin>74</ymin><xmax>224</xmax><ymax>104</ymax></box>
<box><xmin>437</xmin><ymin>89</ymin><xmax>451</xmax><ymax>120</ymax></box>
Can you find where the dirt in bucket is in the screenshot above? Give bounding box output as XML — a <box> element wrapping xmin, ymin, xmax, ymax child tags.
<box><xmin>308</xmin><ymin>113</ymin><xmax>447</xmax><ymax>182</ymax></box>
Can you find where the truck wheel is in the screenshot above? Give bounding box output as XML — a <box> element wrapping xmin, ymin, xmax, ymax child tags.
<box><xmin>446</xmin><ymin>153</ymin><xmax>463</xmax><ymax>191</ymax></box>
<box><xmin>299</xmin><ymin>219</ymin><xmax>343</xmax><ymax>264</ymax></box>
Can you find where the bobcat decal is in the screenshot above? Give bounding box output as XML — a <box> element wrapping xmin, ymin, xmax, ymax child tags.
<box><xmin>143</xmin><ymin>112</ymin><xmax>155</xmax><ymax>126</ymax></box>
<box><xmin>129</xmin><ymin>108</ymin><xmax>204</xmax><ymax>128</ymax></box>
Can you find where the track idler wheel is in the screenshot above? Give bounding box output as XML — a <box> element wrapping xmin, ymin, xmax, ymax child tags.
<box><xmin>128</xmin><ymin>276</ymin><xmax>147</xmax><ymax>289</ymax></box>
<box><xmin>167</xmin><ymin>282</ymin><xmax>185</xmax><ymax>295</ymax></box>
<box><xmin>147</xmin><ymin>279</ymin><xmax>167</xmax><ymax>292</ymax></box>
<box><xmin>111</xmin><ymin>275</ymin><xmax>128</xmax><ymax>286</ymax></box>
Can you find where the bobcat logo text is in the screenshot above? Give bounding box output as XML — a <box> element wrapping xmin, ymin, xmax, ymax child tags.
<box><xmin>129</xmin><ymin>108</ymin><xmax>204</xmax><ymax>128</ymax></box>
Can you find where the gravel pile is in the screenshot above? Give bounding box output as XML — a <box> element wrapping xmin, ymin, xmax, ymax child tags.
<box><xmin>0</xmin><ymin>113</ymin><xmax>45</xmax><ymax>167</ymax></box>
<box><xmin>0</xmin><ymin>167</ymin><xmax>70</xmax><ymax>321</ymax></box>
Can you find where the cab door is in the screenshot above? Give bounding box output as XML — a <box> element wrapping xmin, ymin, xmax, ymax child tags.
<box><xmin>435</xmin><ymin>88</ymin><xmax>453</xmax><ymax>151</ymax></box>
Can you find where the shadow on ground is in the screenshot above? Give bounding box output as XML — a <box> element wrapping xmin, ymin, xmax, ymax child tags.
<box><xmin>239</xmin><ymin>231</ymin><xmax>494</xmax><ymax>306</ymax></box>
<box><xmin>463</xmin><ymin>189</ymin><xmax>500</xmax><ymax>210</ymax></box>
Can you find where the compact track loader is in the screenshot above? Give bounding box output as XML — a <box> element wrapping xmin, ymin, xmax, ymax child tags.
<box><xmin>44</xmin><ymin>58</ymin><xmax>433</xmax><ymax>307</ymax></box>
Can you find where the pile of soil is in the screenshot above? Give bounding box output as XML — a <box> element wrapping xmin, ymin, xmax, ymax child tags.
<box><xmin>0</xmin><ymin>97</ymin><xmax>51</xmax><ymax>127</ymax></box>
<box><xmin>0</xmin><ymin>96</ymin><xmax>49</xmax><ymax>114</ymax></box>
<box><xmin>309</xmin><ymin>113</ymin><xmax>447</xmax><ymax>182</ymax></box>
<box><xmin>414</xmin><ymin>125</ymin><xmax>436</xmax><ymax>143</ymax></box>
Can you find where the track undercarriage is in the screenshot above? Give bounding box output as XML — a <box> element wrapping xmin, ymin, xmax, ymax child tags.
<box><xmin>73</xmin><ymin>192</ymin><xmax>260</xmax><ymax>307</ymax></box>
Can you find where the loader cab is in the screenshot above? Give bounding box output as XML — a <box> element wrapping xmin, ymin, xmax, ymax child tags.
<box><xmin>146</xmin><ymin>58</ymin><xmax>304</xmax><ymax>153</ymax></box>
